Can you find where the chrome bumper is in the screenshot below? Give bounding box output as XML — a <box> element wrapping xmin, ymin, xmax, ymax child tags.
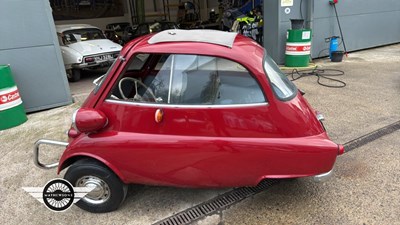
<box><xmin>313</xmin><ymin>169</ymin><xmax>334</xmax><ymax>182</ymax></box>
<box><xmin>34</xmin><ymin>139</ymin><xmax>68</xmax><ymax>169</ymax></box>
<box><xmin>72</xmin><ymin>59</ymin><xmax>115</xmax><ymax>69</ymax></box>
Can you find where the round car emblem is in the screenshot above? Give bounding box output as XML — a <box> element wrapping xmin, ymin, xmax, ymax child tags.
<box><xmin>42</xmin><ymin>179</ymin><xmax>75</xmax><ymax>212</ymax></box>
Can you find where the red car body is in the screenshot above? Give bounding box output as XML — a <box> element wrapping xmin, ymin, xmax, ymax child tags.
<box><xmin>57</xmin><ymin>30</ymin><xmax>343</xmax><ymax>188</ymax></box>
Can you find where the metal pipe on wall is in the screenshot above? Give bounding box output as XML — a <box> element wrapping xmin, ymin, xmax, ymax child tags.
<box><xmin>127</xmin><ymin>0</ymin><xmax>134</xmax><ymax>25</ymax></box>
<box><xmin>305</xmin><ymin>0</ymin><xmax>314</xmax><ymax>29</ymax></box>
<box><xmin>135</xmin><ymin>0</ymin><xmax>145</xmax><ymax>23</ymax></box>
<box><xmin>129</xmin><ymin>0</ymin><xmax>138</xmax><ymax>24</ymax></box>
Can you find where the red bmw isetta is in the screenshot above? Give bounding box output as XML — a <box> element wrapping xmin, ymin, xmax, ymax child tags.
<box><xmin>34</xmin><ymin>29</ymin><xmax>344</xmax><ymax>213</ymax></box>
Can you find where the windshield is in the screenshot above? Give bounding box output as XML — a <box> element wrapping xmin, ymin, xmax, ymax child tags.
<box><xmin>263</xmin><ymin>53</ymin><xmax>297</xmax><ymax>101</ymax></box>
<box><xmin>94</xmin><ymin>59</ymin><xmax>119</xmax><ymax>94</ymax></box>
<box><xmin>62</xmin><ymin>28</ymin><xmax>106</xmax><ymax>45</ymax></box>
<box><xmin>149</xmin><ymin>22</ymin><xmax>177</xmax><ymax>32</ymax></box>
<box><xmin>107</xmin><ymin>23</ymin><xmax>129</xmax><ymax>32</ymax></box>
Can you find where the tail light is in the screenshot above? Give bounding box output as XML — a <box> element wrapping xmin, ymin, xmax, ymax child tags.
<box><xmin>85</xmin><ymin>57</ymin><xmax>95</xmax><ymax>63</ymax></box>
<box><xmin>71</xmin><ymin>108</ymin><xmax>108</xmax><ymax>133</ymax></box>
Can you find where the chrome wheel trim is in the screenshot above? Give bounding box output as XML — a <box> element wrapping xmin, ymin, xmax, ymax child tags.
<box><xmin>76</xmin><ymin>176</ymin><xmax>111</xmax><ymax>205</ymax></box>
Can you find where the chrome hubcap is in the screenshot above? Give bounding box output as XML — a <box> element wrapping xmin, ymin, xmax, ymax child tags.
<box><xmin>76</xmin><ymin>176</ymin><xmax>110</xmax><ymax>204</ymax></box>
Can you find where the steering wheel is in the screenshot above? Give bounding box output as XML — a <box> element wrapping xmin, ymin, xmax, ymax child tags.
<box><xmin>118</xmin><ymin>77</ymin><xmax>157</xmax><ymax>102</ymax></box>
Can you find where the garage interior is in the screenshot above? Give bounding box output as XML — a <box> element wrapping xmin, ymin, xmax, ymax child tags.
<box><xmin>0</xmin><ymin>1</ymin><xmax>400</xmax><ymax>224</ymax></box>
<box><xmin>0</xmin><ymin>0</ymin><xmax>399</xmax><ymax>112</ymax></box>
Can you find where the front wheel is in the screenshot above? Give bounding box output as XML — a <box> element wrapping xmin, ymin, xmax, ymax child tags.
<box><xmin>64</xmin><ymin>159</ymin><xmax>128</xmax><ymax>213</ymax></box>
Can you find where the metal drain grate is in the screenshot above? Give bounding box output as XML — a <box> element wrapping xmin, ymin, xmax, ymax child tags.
<box><xmin>344</xmin><ymin>120</ymin><xmax>400</xmax><ymax>152</ymax></box>
<box><xmin>152</xmin><ymin>179</ymin><xmax>280</xmax><ymax>225</ymax></box>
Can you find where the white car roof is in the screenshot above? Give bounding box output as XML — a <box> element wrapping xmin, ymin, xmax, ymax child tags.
<box><xmin>148</xmin><ymin>29</ymin><xmax>238</xmax><ymax>48</ymax></box>
<box><xmin>55</xmin><ymin>24</ymin><xmax>100</xmax><ymax>33</ymax></box>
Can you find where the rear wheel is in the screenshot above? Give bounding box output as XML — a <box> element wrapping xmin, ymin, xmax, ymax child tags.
<box><xmin>67</xmin><ymin>69</ymin><xmax>81</xmax><ymax>82</ymax></box>
<box><xmin>64</xmin><ymin>159</ymin><xmax>128</xmax><ymax>213</ymax></box>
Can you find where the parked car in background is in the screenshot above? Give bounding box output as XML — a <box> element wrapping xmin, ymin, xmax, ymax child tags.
<box><xmin>35</xmin><ymin>29</ymin><xmax>344</xmax><ymax>213</ymax></box>
<box><xmin>121</xmin><ymin>25</ymin><xmax>137</xmax><ymax>44</ymax></box>
<box><xmin>105</xmin><ymin>22</ymin><xmax>131</xmax><ymax>45</ymax></box>
<box><xmin>104</xmin><ymin>29</ymin><xmax>123</xmax><ymax>45</ymax></box>
<box><xmin>56</xmin><ymin>24</ymin><xmax>122</xmax><ymax>82</ymax></box>
<box><xmin>105</xmin><ymin>22</ymin><xmax>130</xmax><ymax>37</ymax></box>
<box><xmin>121</xmin><ymin>21</ymin><xmax>178</xmax><ymax>45</ymax></box>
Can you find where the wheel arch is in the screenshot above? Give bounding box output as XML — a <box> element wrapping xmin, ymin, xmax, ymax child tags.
<box><xmin>58</xmin><ymin>154</ymin><xmax>128</xmax><ymax>184</ymax></box>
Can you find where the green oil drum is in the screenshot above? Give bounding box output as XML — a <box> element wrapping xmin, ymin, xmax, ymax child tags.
<box><xmin>0</xmin><ymin>65</ymin><xmax>27</xmax><ymax>130</ymax></box>
<box><xmin>285</xmin><ymin>29</ymin><xmax>312</xmax><ymax>67</ymax></box>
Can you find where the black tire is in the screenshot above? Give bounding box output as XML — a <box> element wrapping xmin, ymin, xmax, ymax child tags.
<box><xmin>67</xmin><ymin>69</ymin><xmax>81</xmax><ymax>82</ymax></box>
<box><xmin>64</xmin><ymin>159</ymin><xmax>128</xmax><ymax>213</ymax></box>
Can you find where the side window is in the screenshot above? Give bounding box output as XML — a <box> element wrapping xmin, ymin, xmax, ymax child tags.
<box><xmin>109</xmin><ymin>54</ymin><xmax>171</xmax><ymax>102</ymax></box>
<box><xmin>108</xmin><ymin>54</ymin><xmax>265</xmax><ymax>105</ymax></box>
<box><xmin>170</xmin><ymin>55</ymin><xmax>265</xmax><ymax>105</ymax></box>
<box><xmin>127</xmin><ymin>54</ymin><xmax>150</xmax><ymax>71</ymax></box>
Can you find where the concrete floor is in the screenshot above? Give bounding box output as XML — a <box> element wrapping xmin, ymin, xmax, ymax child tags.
<box><xmin>0</xmin><ymin>44</ymin><xmax>399</xmax><ymax>225</ymax></box>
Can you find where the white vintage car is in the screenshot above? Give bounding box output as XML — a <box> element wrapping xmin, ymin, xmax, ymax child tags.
<box><xmin>56</xmin><ymin>24</ymin><xmax>122</xmax><ymax>82</ymax></box>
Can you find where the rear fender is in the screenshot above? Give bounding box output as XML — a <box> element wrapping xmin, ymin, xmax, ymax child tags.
<box><xmin>60</xmin><ymin>46</ymin><xmax>82</xmax><ymax>67</ymax></box>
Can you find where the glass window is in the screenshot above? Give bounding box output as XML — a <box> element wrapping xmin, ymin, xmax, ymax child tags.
<box><xmin>62</xmin><ymin>28</ymin><xmax>106</xmax><ymax>44</ymax></box>
<box><xmin>170</xmin><ymin>55</ymin><xmax>265</xmax><ymax>105</ymax></box>
<box><xmin>110</xmin><ymin>54</ymin><xmax>171</xmax><ymax>102</ymax></box>
<box><xmin>127</xmin><ymin>54</ymin><xmax>150</xmax><ymax>71</ymax></box>
<box><xmin>146</xmin><ymin>55</ymin><xmax>172</xmax><ymax>103</ymax></box>
<box><xmin>94</xmin><ymin>59</ymin><xmax>119</xmax><ymax>94</ymax></box>
<box><xmin>263</xmin><ymin>53</ymin><xmax>297</xmax><ymax>100</ymax></box>
<box><xmin>110</xmin><ymin>54</ymin><xmax>265</xmax><ymax>105</ymax></box>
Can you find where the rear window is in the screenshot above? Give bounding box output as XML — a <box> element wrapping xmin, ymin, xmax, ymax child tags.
<box><xmin>62</xmin><ymin>28</ymin><xmax>106</xmax><ymax>44</ymax></box>
<box><xmin>263</xmin><ymin>53</ymin><xmax>297</xmax><ymax>101</ymax></box>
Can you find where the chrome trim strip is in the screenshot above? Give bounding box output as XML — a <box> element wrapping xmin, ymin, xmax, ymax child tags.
<box><xmin>316</xmin><ymin>113</ymin><xmax>325</xmax><ymax>121</ymax></box>
<box><xmin>313</xmin><ymin>169</ymin><xmax>333</xmax><ymax>183</ymax></box>
<box><xmin>105</xmin><ymin>99</ymin><xmax>268</xmax><ymax>109</ymax></box>
<box><xmin>167</xmin><ymin>55</ymin><xmax>175</xmax><ymax>104</ymax></box>
<box><xmin>71</xmin><ymin>108</ymin><xmax>79</xmax><ymax>132</ymax></box>
<box><xmin>34</xmin><ymin>139</ymin><xmax>68</xmax><ymax>169</ymax></box>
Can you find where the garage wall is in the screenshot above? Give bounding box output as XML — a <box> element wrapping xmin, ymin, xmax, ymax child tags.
<box><xmin>312</xmin><ymin>0</ymin><xmax>400</xmax><ymax>58</ymax></box>
<box><xmin>55</xmin><ymin>15</ymin><xmax>131</xmax><ymax>30</ymax></box>
<box><xmin>54</xmin><ymin>0</ymin><xmax>131</xmax><ymax>30</ymax></box>
<box><xmin>0</xmin><ymin>0</ymin><xmax>72</xmax><ymax>112</ymax></box>
<box><xmin>143</xmin><ymin>0</ymin><xmax>217</xmax><ymax>23</ymax></box>
<box><xmin>53</xmin><ymin>0</ymin><xmax>217</xmax><ymax>29</ymax></box>
<box><xmin>264</xmin><ymin>0</ymin><xmax>400</xmax><ymax>64</ymax></box>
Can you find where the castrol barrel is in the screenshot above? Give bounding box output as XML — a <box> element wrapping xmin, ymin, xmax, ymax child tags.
<box><xmin>285</xmin><ymin>29</ymin><xmax>312</xmax><ymax>67</ymax></box>
<box><xmin>0</xmin><ymin>65</ymin><xmax>27</xmax><ymax>130</ymax></box>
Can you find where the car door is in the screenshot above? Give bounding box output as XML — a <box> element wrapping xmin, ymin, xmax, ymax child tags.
<box><xmin>98</xmin><ymin>53</ymin><xmax>276</xmax><ymax>187</ymax></box>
